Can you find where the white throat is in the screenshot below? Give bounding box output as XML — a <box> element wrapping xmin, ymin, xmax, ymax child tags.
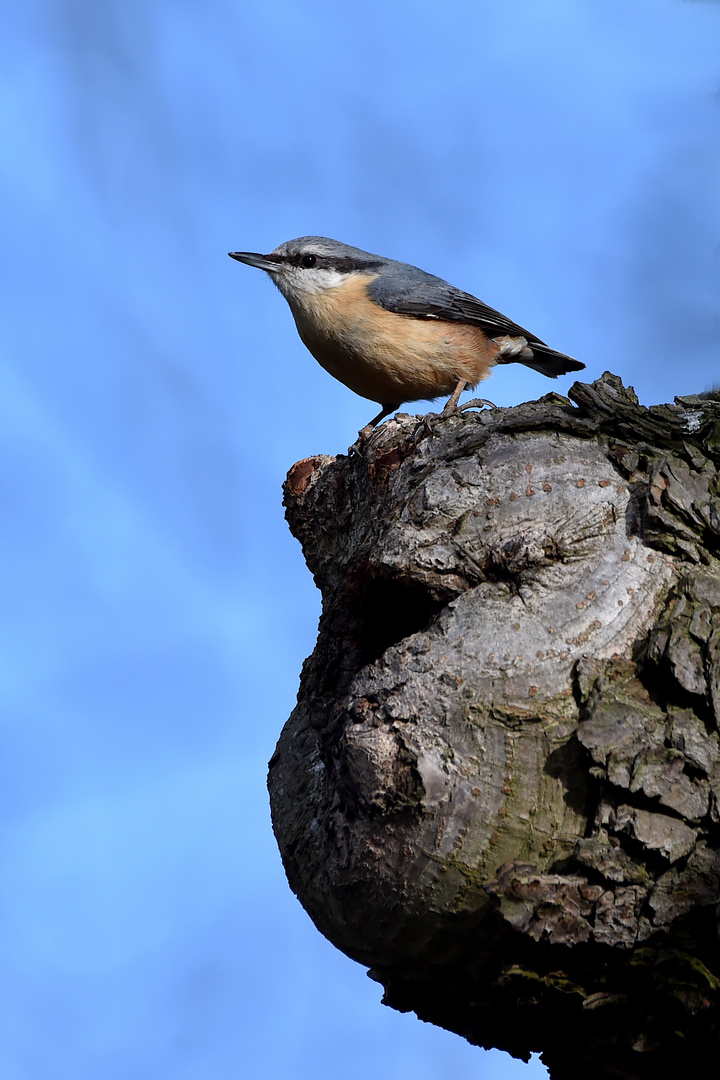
<box><xmin>273</xmin><ymin>267</ymin><xmax>348</xmax><ymax>302</ymax></box>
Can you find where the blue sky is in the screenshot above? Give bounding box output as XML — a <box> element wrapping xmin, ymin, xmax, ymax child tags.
<box><xmin>1</xmin><ymin>1</ymin><xmax>719</xmax><ymax>1077</ymax></box>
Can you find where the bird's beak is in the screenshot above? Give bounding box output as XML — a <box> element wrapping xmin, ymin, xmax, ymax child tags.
<box><xmin>228</xmin><ymin>251</ymin><xmax>280</xmax><ymax>273</ymax></box>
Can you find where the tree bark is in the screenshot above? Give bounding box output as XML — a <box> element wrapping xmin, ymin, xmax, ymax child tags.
<box><xmin>268</xmin><ymin>373</ymin><xmax>720</xmax><ymax>1078</ymax></box>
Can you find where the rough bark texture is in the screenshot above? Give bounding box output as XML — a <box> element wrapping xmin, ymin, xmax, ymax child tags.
<box><xmin>268</xmin><ymin>373</ymin><xmax>720</xmax><ymax>1078</ymax></box>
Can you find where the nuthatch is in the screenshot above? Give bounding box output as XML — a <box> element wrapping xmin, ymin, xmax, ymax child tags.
<box><xmin>229</xmin><ymin>237</ymin><xmax>584</xmax><ymax>437</ymax></box>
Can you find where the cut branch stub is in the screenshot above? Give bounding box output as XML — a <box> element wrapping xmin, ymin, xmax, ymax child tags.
<box><xmin>269</xmin><ymin>374</ymin><xmax>720</xmax><ymax>1079</ymax></box>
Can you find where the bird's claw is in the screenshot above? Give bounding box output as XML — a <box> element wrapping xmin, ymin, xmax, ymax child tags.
<box><xmin>456</xmin><ymin>397</ymin><xmax>497</xmax><ymax>413</ymax></box>
<box><xmin>412</xmin><ymin>397</ymin><xmax>496</xmax><ymax>443</ymax></box>
<box><xmin>411</xmin><ymin>411</ymin><xmax>441</xmax><ymax>443</ymax></box>
<box><xmin>347</xmin><ymin>435</ymin><xmax>368</xmax><ymax>458</ymax></box>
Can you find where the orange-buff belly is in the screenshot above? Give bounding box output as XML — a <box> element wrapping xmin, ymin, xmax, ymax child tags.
<box><xmin>286</xmin><ymin>274</ymin><xmax>500</xmax><ymax>405</ymax></box>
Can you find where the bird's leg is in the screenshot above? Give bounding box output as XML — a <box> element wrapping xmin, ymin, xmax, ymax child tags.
<box><xmin>411</xmin><ymin>380</ymin><xmax>468</xmax><ymax>443</ymax></box>
<box><xmin>441</xmin><ymin>378</ymin><xmax>469</xmax><ymax>415</ymax></box>
<box><xmin>357</xmin><ymin>403</ymin><xmax>399</xmax><ymax>440</ymax></box>
<box><xmin>414</xmin><ymin>380</ymin><xmax>495</xmax><ymax>443</ymax></box>
<box><xmin>437</xmin><ymin>380</ymin><xmax>497</xmax><ymax>421</ymax></box>
<box><xmin>412</xmin><ymin>380</ymin><xmax>464</xmax><ymax>442</ymax></box>
<box><xmin>347</xmin><ymin>403</ymin><xmax>401</xmax><ymax>456</ymax></box>
<box><xmin>444</xmin><ymin>378</ymin><xmax>496</xmax><ymax>414</ymax></box>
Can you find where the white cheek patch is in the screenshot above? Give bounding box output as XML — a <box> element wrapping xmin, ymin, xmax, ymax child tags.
<box><xmin>275</xmin><ymin>267</ymin><xmax>347</xmax><ymax>300</ymax></box>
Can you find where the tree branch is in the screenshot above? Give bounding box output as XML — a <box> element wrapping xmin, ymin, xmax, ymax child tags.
<box><xmin>269</xmin><ymin>373</ymin><xmax>720</xmax><ymax>1078</ymax></box>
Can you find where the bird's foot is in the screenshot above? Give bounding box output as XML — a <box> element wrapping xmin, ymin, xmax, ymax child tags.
<box><xmin>347</xmin><ymin>420</ymin><xmax>386</xmax><ymax>458</ymax></box>
<box><xmin>411</xmin><ymin>410</ymin><xmax>443</xmax><ymax>443</ymax></box>
<box><xmin>412</xmin><ymin>397</ymin><xmax>496</xmax><ymax>443</ymax></box>
<box><xmin>347</xmin><ymin>435</ymin><xmax>368</xmax><ymax>458</ymax></box>
<box><xmin>455</xmin><ymin>397</ymin><xmax>497</xmax><ymax>413</ymax></box>
<box><xmin>348</xmin><ymin>403</ymin><xmax>401</xmax><ymax>455</ymax></box>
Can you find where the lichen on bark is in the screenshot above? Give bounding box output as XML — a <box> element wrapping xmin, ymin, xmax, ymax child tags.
<box><xmin>268</xmin><ymin>373</ymin><xmax>720</xmax><ymax>1078</ymax></box>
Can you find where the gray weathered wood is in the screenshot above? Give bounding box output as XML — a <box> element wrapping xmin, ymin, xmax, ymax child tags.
<box><xmin>269</xmin><ymin>373</ymin><xmax>720</xmax><ymax>1078</ymax></box>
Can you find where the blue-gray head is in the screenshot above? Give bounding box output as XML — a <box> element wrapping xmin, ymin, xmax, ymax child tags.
<box><xmin>228</xmin><ymin>236</ymin><xmax>397</xmax><ymax>303</ymax></box>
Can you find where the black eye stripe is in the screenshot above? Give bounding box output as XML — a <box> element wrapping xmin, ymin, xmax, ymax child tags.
<box><xmin>283</xmin><ymin>254</ymin><xmax>384</xmax><ymax>273</ymax></box>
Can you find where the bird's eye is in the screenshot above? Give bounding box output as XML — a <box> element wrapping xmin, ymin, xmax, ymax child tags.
<box><xmin>301</xmin><ymin>254</ymin><xmax>317</xmax><ymax>268</ymax></box>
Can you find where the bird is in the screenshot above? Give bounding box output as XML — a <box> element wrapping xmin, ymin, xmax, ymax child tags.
<box><xmin>229</xmin><ymin>237</ymin><xmax>584</xmax><ymax>438</ymax></box>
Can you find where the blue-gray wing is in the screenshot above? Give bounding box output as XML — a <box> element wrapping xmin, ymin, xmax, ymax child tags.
<box><xmin>366</xmin><ymin>264</ymin><xmax>584</xmax><ymax>375</ymax></box>
<box><xmin>367</xmin><ymin>265</ymin><xmax>541</xmax><ymax>340</ymax></box>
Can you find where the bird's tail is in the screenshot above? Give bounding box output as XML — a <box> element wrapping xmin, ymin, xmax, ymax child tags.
<box><xmin>495</xmin><ymin>339</ymin><xmax>584</xmax><ymax>379</ymax></box>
